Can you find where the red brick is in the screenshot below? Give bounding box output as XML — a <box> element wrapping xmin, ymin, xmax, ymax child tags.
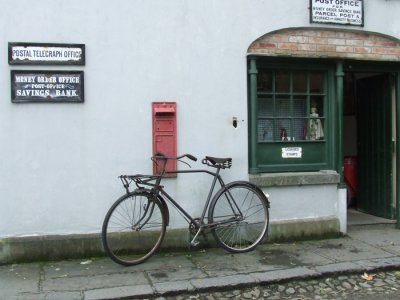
<box><xmin>298</xmin><ymin>44</ymin><xmax>317</xmax><ymax>51</ymax></box>
<box><xmin>372</xmin><ymin>47</ymin><xmax>400</xmax><ymax>55</ymax></box>
<box><xmin>259</xmin><ymin>42</ymin><xmax>277</xmax><ymax>48</ymax></box>
<box><xmin>278</xmin><ymin>43</ymin><xmax>299</xmax><ymax>50</ymax></box>
<box><xmin>266</xmin><ymin>35</ymin><xmax>289</xmax><ymax>43</ymax></box>
<box><xmin>336</xmin><ymin>46</ymin><xmax>354</xmax><ymax>53</ymax></box>
<box><xmin>354</xmin><ymin>47</ymin><xmax>371</xmax><ymax>54</ymax></box>
<box><xmin>346</xmin><ymin>39</ymin><xmax>364</xmax><ymax>46</ymax></box>
<box><xmin>364</xmin><ymin>40</ymin><xmax>399</xmax><ymax>47</ymax></box>
<box><xmin>247</xmin><ymin>28</ymin><xmax>400</xmax><ymax>60</ymax></box>
<box><xmin>316</xmin><ymin>45</ymin><xmax>336</xmax><ymax>52</ymax></box>
<box><xmin>328</xmin><ymin>38</ymin><xmax>346</xmax><ymax>45</ymax></box>
<box><xmin>308</xmin><ymin>37</ymin><xmax>328</xmax><ymax>44</ymax></box>
<box><xmin>288</xmin><ymin>36</ymin><xmax>308</xmax><ymax>43</ymax></box>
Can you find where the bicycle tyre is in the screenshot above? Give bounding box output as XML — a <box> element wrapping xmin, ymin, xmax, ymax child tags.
<box><xmin>102</xmin><ymin>191</ymin><xmax>167</xmax><ymax>266</ymax></box>
<box><xmin>208</xmin><ymin>181</ymin><xmax>269</xmax><ymax>253</ymax></box>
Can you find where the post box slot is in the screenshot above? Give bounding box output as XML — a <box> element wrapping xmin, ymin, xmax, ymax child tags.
<box><xmin>154</xmin><ymin>107</ymin><xmax>175</xmax><ymax>115</ymax></box>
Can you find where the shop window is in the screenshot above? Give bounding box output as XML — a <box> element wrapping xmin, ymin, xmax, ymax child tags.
<box><xmin>257</xmin><ymin>70</ymin><xmax>326</xmax><ymax>143</ymax></box>
<box><xmin>248</xmin><ymin>60</ymin><xmax>334</xmax><ymax>173</ymax></box>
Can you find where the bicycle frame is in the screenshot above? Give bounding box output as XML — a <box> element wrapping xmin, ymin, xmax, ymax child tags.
<box><xmin>123</xmin><ymin>155</ymin><xmax>245</xmax><ymax>246</ymax></box>
<box><xmin>103</xmin><ymin>154</ymin><xmax>270</xmax><ymax>266</ymax></box>
<box><xmin>158</xmin><ymin>168</ymin><xmax>225</xmax><ymax>229</ymax></box>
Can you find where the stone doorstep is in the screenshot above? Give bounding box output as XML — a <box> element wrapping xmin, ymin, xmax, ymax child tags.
<box><xmin>0</xmin><ymin>217</ymin><xmax>340</xmax><ymax>264</ymax></box>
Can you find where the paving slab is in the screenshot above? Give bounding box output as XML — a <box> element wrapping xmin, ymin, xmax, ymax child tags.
<box><xmin>42</xmin><ymin>272</ymin><xmax>149</xmax><ymax>292</ymax></box>
<box><xmin>1</xmin><ymin>224</ymin><xmax>400</xmax><ymax>300</ymax></box>
<box><xmin>0</xmin><ymin>263</ymin><xmax>40</xmax><ymax>298</ymax></box>
<box><xmin>84</xmin><ymin>284</ymin><xmax>153</xmax><ymax>300</ymax></box>
<box><xmin>152</xmin><ymin>280</ymin><xmax>195</xmax><ymax>295</ymax></box>
<box><xmin>258</xmin><ymin>242</ymin><xmax>335</xmax><ymax>267</ymax></box>
<box><xmin>347</xmin><ymin>225</ymin><xmax>400</xmax><ymax>247</ymax></box>
<box><xmin>310</xmin><ymin>236</ymin><xmax>394</xmax><ymax>262</ymax></box>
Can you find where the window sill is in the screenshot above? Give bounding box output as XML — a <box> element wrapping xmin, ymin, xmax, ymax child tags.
<box><xmin>249</xmin><ymin>170</ymin><xmax>339</xmax><ymax>187</ymax></box>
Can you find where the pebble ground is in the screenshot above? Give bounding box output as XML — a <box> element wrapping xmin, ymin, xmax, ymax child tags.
<box><xmin>149</xmin><ymin>270</ymin><xmax>400</xmax><ymax>300</ymax></box>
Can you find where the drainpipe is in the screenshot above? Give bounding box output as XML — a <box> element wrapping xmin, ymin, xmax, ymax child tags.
<box><xmin>336</xmin><ymin>61</ymin><xmax>346</xmax><ymax>234</ymax></box>
<box><xmin>249</xmin><ymin>58</ymin><xmax>259</xmax><ymax>174</ymax></box>
<box><xmin>336</xmin><ymin>61</ymin><xmax>345</xmax><ymax>187</ymax></box>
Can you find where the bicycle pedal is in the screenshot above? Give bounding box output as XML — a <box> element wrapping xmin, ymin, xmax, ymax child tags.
<box><xmin>190</xmin><ymin>240</ymin><xmax>200</xmax><ymax>247</ymax></box>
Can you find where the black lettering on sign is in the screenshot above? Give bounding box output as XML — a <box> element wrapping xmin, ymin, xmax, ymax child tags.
<box><xmin>9</xmin><ymin>43</ymin><xmax>85</xmax><ymax>65</ymax></box>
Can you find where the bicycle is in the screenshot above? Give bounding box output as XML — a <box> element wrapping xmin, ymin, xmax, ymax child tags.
<box><xmin>102</xmin><ymin>153</ymin><xmax>270</xmax><ymax>266</ymax></box>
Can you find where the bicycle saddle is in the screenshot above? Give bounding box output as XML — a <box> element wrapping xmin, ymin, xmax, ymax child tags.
<box><xmin>203</xmin><ymin>156</ymin><xmax>232</xmax><ymax>169</ymax></box>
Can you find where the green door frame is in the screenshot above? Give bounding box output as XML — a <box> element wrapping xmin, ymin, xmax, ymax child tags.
<box><xmin>396</xmin><ymin>72</ymin><xmax>400</xmax><ymax>228</ymax></box>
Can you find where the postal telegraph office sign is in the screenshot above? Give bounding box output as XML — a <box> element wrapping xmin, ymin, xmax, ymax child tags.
<box><xmin>9</xmin><ymin>43</ymin><xmax>85</xmax><ymax>65</ymax></box>
<box><xmin>11</xmin><ymin>71</ymin><xmax>84</xmax><ymax>103</ymax></box>
<box><xmin>310</xmin><ymin>0</ymin><xmax>364</xmax><ymax>26</ymax></box>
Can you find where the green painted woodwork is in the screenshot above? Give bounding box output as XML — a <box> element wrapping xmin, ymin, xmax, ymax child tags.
<box><xmin>357</xmin><ymin>74</ymin><xmax>394</xmax><ymax>219</ymax></box>
<box><xmin>248</xmin><ymin>58</ymin><xmax>335</xmax><ymax>173</ymax></box>
<box><xmin>247</xmin><ymin>57</ymin><xmax>400</xmax><ymax>224</ymax></box>
<box><xmin>248</xmin><ymin>58</ymin><xmax>259</xmax><ymax>173</ymax></box>
<box><xmin>397</xmin><ymin>72</ymin><xmax>400</xmax><ymax>227</ymax></box>
<box><xmin>335</xmin><ymin>61</ymin><xmax>345</xmax><ymax>187</ymax></box>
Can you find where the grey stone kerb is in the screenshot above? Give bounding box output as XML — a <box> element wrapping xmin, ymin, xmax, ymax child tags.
<box><xmin>249</xmin><ymin>171</ymin><xmax>340</xmax><ymax>187</ymax></box>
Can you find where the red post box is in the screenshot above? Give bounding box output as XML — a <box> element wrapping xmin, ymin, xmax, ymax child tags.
<box><xmin>152</xmin><ymin>102</ymin><xmax>177</xmax><ymax>176</ymax></box>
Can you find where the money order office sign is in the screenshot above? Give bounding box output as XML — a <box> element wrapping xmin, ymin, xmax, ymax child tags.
<box><xmin>310</xmin><ymin>0</ymin><xmax>364</xmax><ymax>26</ymax></box>
<box><xmin>11</xmin><ymin>71</ymin><xmax>84</xmax><ymax>103</ymax></box>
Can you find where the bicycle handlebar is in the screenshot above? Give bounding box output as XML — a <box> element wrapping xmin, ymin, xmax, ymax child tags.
<box><xmin>152</xmin><ymin>152</ymin><xmax>198</xmax><ymax>162</ymax></box>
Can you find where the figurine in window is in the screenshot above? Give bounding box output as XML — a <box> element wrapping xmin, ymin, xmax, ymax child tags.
<box><xmin>280</xmin><ymin>127</ymin><xmax>289</xmax><ymax>141</ymax></box>
<box><xmin>309</xmin><ymin>106</ymin><xmax>324</xmax><ymax>140</ymax></box>
<box><xmin>263</xmin><ymin>128</ymin><xmax>273</xmax><ymax>141</ymax></box>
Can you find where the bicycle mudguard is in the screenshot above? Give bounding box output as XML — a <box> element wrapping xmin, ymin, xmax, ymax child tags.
<box><xmin>222</xmin><ymin>181</ymin><xmax>270</xmax><ymax>207</ymax></box>
<box><xmin>134</xmin><ymin>189</ymin><xmax>170</xmax><ymax>226</ymax></box>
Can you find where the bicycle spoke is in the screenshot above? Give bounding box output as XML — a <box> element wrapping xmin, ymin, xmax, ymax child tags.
<box><xmin>102</xmin><ymin>192</ymin><xmax>166</xmax><ymax>266</ymax></box>
<box><xmin>210</xmin><ymin>183</ymin><xmax>269</xmax><ymax>253</ymax></box>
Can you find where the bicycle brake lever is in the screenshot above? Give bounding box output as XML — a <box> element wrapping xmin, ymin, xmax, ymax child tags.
<box><xmin>178</xmin><ymin>159</ymin><xmax>191</xmax><ymax>168</ymax></box>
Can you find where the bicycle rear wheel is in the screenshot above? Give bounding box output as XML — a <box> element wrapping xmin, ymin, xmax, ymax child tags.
<box><xmin>102</xmin><ymin>191</ymin><xmax>166</xmax><ymax>266</ymax></box>
<box><xmin>208</xmin><ymin>182</ymin><xmax>269</xmax><ymax>253</ymax></box>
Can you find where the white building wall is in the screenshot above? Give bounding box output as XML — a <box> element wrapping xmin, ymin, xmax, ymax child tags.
<box><xmin>1</xmin><ymin>0</ymin><xmax>399</xmax><ymax>237</ymax></box>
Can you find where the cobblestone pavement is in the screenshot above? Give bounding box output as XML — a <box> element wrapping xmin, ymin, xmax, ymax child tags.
<box><xmin>150</xmin><ymin>270</ymin><xmax>400</xmax><ymax>300</ymax></box>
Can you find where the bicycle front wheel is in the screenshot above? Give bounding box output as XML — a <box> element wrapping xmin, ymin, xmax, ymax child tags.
<box><xmin>102</xmin><ymin>191</ymin><xmax>166</xmax><ymax>266</ymax></box>
<box><xmin>208</xmin><ymin>182</ymin><xmax>269</xmax><ymax>253</ymax></box>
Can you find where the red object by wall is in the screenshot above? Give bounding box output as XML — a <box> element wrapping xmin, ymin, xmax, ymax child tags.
<box><xmin>152</xmin><ymin>102</ymin><xmax>177</xmax><ymax>176</ymax></box>
<box><xmin>344</xmin><ymin>156</ymin><xmax>357</xmax><ymax>197</ymax></box>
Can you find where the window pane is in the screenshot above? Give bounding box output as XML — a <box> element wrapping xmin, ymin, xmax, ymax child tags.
<box><xmin>293</xmin><ymin>119</ymin><xmax>307</xmax><ymax>141</ymax></box>
<box><xmin>276</xmin><ymin>96</ymin><xmax>290</xmax><ymax>117</ymax></box>
<box><xmin>293</xmin><ymin>71</ymin><xmax>307</xmax><ymax>93</ymax></box>
<box><xmin>275</xmin><ymin>119</ymin><xmax>291</xmax><ymax>141</ymax></box>
<box><xmin>310</xmin><ymin>96</ymin><xmax>324</xmax><ymax>117</ymax></box>
<box><xmin>257</xmin><ymin>70</ymin><xmax>273</xmax><ymax>92</ymax></box>
<box><xmin>293</xmin><ymin>96</ymin><xmax>307</xmax><ymax>117</ymax></box>
<box><xmin>254</xmin><ymin>68</ymin><xmax>326</xmax><ymax>144</ymax></box>
<box><xmin>310</xmin><ymin>72</ymin><xmax>324</xmax><ymax>93</ymax></box>
<box><xmin>258</xmin><ymin>97</ymin><xmax>274</xmax><ymax>117</ymax></box>
<box><xmin>258</xmin><ymin>119</ymin><xmax>273</xmax><ymax>142</ymax></box>
<box><xmin>275</xmin><ymin>71</ymin><xmax>290</xmax><ymax>93</ymax></box>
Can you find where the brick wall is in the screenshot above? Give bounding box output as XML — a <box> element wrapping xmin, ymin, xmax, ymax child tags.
<box><xmin>248</xmin><ymin>28</ymin><xmax>400</xmax><ymax>61</ymax></box>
